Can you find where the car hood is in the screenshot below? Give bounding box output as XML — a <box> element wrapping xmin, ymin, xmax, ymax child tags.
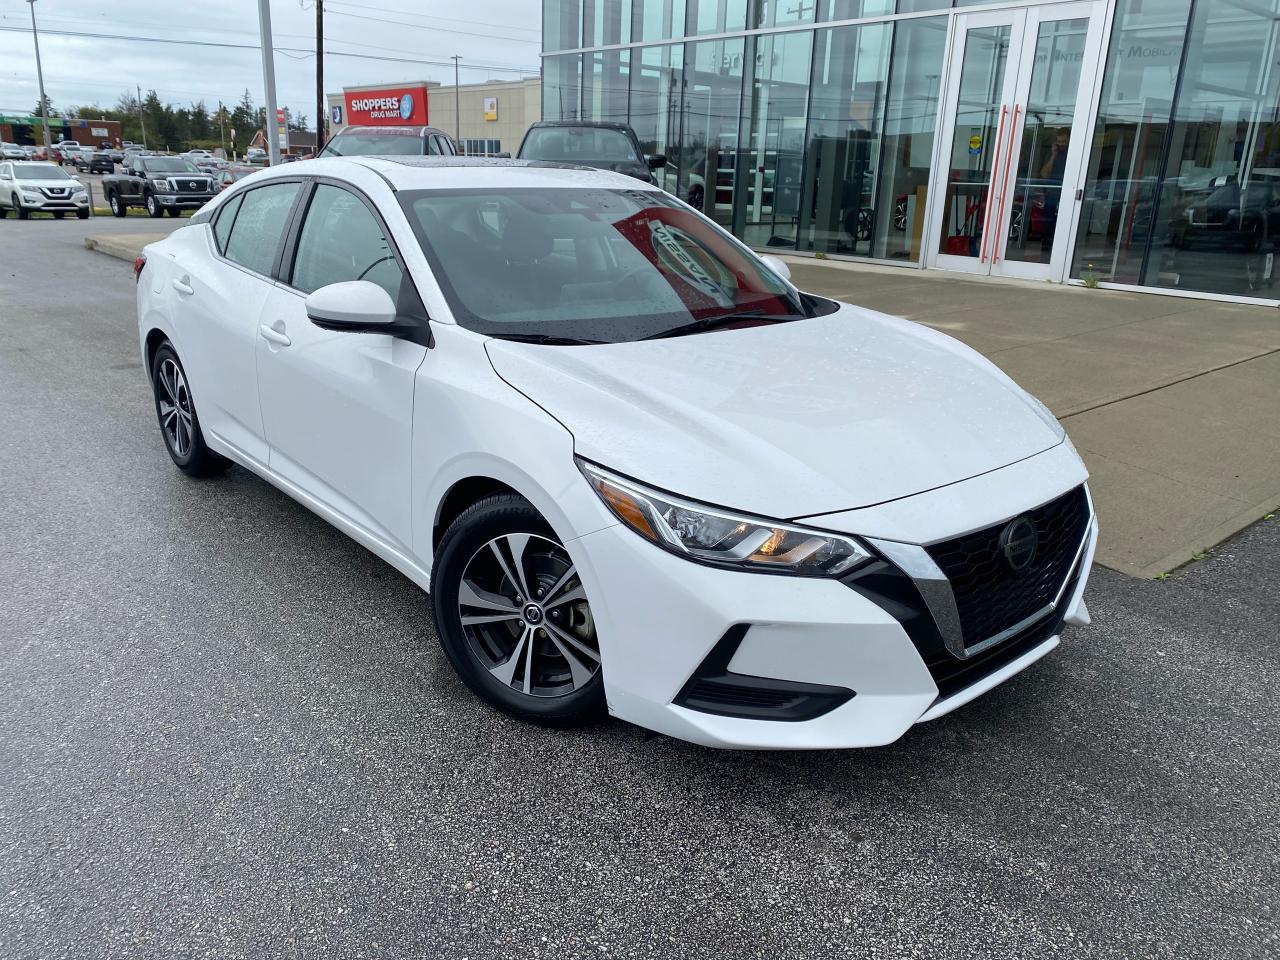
<box><xmin>486</xmin><ymin>303</ymin><xmax>1065</xmax><ymax>520</ymax></box>
<box><xmin>14</xmin><ymin>178</ymin><xmax>81</xmax><ymax>188</ymax></box>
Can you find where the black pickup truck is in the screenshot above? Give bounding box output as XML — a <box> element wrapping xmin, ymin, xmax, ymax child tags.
<box><xmin>101</xmin><ymin>155</ymin><xmax>216</xmax><ymax>218</ymax></box>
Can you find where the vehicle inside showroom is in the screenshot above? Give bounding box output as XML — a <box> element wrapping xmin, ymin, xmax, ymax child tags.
<box><xmin>544</xmin><ymin>0</ymin><xmax>1280</xmax><ymax>303</ymax></box>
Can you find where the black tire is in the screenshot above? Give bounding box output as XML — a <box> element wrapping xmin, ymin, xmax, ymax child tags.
<box><xmin>149</xmin><ymin>342</ymin><xmax>231</xmax><ymax>477</ymax></box>
<box><xmin>145</xmin><ymin>193</ymin><xmax>163</xmax><ymax>218</ymax></box>
<box><xmin>16</xmin><ymin>198</ymin><xmax>29</xmax><ymax>220</ymax></box>
<box><xmin>687</xmin><ymin>184</ymin><xmax>704</xmax><ymax>209</ymax></box>
<box><xmin>432</xmin><ymin>495</ymin><xmax>605</xmax><ymax>727</ymax></box>
<box><xmin>52</xmin><ymin>211</ymin><xmax>65</xmax><ymax>219</ymax></box>
<box><xmin>109</xmin><ymin>193</ymin><xmax>126</xmax><ymax>217</ymax></box>
<box><xmin>0</xmin><ymin>207</ymin><xmax>7</xmax><ymax>219</ymax></box>
<box><xmin>77</xmin><ymin>208</ymin><xmax>89</xmax><ymax>220</ymax></box>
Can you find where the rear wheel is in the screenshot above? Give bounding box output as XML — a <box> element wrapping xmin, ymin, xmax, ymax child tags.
<box><xmin>52</xmin><ymin>211</ymin><xmax>65</xmax><ymax>219</ymax></box>
<box><xmin>149</xmin><ymin>342</ymin><xmax>230</xmax><ymax>477</ymax></box>
<box><xmin>432</xmin><ymin>496</ymin><xmax>605</xmax><ymax>726</ymax></box>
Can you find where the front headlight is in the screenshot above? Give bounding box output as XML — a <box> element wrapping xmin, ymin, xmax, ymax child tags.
<box><xmin>150</xmin><ymin>179</ymin><xmax>170</xmax><ymax>191</ymax></box>
<box><xmin>579</xmin><ymin>460</ymin><xmax>871</xmax><ymax>576</ymax></box>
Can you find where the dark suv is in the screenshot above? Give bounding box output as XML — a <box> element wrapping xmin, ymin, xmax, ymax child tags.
<box><xmin>318</xmin><ymin>125</ymin><xmax>457</xmax><ymax>158</ymax></box>
<box><xmin>516</xmin><ymin>121</ymin><xmax>665</xmax><ymax>184</ymax></box>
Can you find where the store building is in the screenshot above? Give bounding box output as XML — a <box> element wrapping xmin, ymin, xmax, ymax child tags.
<box><xmin>543</xmin><ymin>0</ymin><xmax>1280</xmax><ymax>304</ymax></box>
<box><xmin>325</xmin><ymin>77</ymin><xmax>541</xmax><ymax>157</ymax></box>
<box><xmin>0</xmin><ymin>115</ymin><xmax>122</xmax><ymax>147</ymax></box>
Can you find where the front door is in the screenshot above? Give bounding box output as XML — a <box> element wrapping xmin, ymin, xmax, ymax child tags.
<box><xmin>925</xmin><ymin>1</ymin><xmax>1106</xmax><ymax>279</ymax></box>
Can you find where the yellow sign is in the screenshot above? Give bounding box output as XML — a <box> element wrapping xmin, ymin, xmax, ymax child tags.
<box><xmin>483</xmin><ymin>96</ymin><xmax>498</xmax><ymax>122</ymax></box>
<box><xmin>969</xmin><ymin>135</ymin><xmax>982</xmax><ymax>151</ymax></box>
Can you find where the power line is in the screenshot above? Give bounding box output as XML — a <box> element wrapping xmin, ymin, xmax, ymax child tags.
<box><xmin>321</xmin><ymin>1</ymin><xmax>540</xmax><ymax>34</ymax></box>
<box><xmin>0</xmin><ymin>24</ymin><xmax>539</xmax><ymax>74</ymax></box>
<box><xmin>323</xmin><ymin>7</ymin><xmax>541</xmax><ymax>44</ymax></box>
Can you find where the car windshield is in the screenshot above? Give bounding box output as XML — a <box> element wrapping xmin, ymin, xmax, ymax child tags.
<box><xmin>320</xmin><ymin>133</ymin><xmax>423</xmax><ymax>157</ymax></box>
<box><xmin>145</xmin><ymin>158</ymin><xmax>199</xmax><ymax>173</ymax></box>
<box><xmin>15</xmin><ymin>163</ymin><xmax>69</xmax><ymax>180</ymax></box>
<box><xmin>520</xmin><ymin>127</ymin><xmax>641</xmax><ymax>164</ymax></box>
<box><xmin>400</xmin><ymin>187</ymin><xmax>804</xmax><ymax>343</ymax></box>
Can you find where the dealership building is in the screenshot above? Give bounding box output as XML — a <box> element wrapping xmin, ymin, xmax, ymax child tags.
<box><xmin>542</xmin><ymin>0</ymin><xmax>1280</xmax><ymax>304</ymax></box>
<box><xmin>326</xmin><ymin>78</ymin><xmax>541</xmax><ymax>157</ymax></box>
<box><xmin>0</xmin><ymin>115</ymin><xmax>122</xmax><ymax>147</ymax></box>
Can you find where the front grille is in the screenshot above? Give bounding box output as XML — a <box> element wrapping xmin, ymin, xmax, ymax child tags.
<box><xmin>175</xmin><ymin>179</ymin><xmax>209</xmax><ymax>193</ymax></box>
<box><xmin>41</xmin><ymin>187</ymin><xmax>69</xmax><ymax>198</ymax></box>
<box><xmin>926</xmin><ymin>486</ymin><xmax>1089</xmax><ymax>649</ymax></box>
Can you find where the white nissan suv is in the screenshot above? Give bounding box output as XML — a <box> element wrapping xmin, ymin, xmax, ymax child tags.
<box><xmin>135</xmin><ymin>157</ymin><xmax>1096</xmax><ymax>750</ymax></box>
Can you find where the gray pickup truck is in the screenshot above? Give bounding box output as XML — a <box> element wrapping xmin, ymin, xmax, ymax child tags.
<box><xmin>101</xmin><ymin>155</ymin><xmax>216</xmax><ymax>218</ymax></box>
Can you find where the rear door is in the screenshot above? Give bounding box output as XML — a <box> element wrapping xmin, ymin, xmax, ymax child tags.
<box><xmin>172</xmin><ymin>180</ymin><xmax>303</xmax><ymax>466</ymax></box>
<box><xmin>255</xmin><ymin>179</ymin><xmax>428</xmax><ymax>551</ymax></box>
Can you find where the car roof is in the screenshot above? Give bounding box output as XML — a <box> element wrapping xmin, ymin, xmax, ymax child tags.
<box><xmin>527</xmin><ymin>120</ymin><xmax>634</xmax><ymax>133</ymax></box>
<box><xmin>241</xmin><ymin>155</ymin><xmax>661</xmax><ymax>192</ymax></box>
<box><xmin>333</xmin><ymin>125</ymin><xmax>451</xmax><ymax>137</ymax></box>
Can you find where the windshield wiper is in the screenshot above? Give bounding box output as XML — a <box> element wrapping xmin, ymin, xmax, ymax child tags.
<box><xmin>643</xmin><ymin>311</ymin><xmax>799</xmax><ymax>340</ymax></box>
<box><xmin>493</xmin><ymin>332</ymin><xmax>605</xmax><ymax>346</ymax></box>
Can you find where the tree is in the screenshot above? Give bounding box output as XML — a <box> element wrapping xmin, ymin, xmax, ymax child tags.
<box><xmin>288</xmin><ymin>111</ymin><xmax>309</xmax><ymax>133</ymax></box>
<box><xmin>31</xmin><ymin>94</ymin><xmax>56</xmax><ymax>118</ymax></box>
<box><xmin>188</xmin><ymin>101</ymin><xmax>211</xmax><ymax>142</ymax></box>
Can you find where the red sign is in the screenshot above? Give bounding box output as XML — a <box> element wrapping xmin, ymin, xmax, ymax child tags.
<box><xmin>343</xmin><ymin>85</ymin><xmax>429</xmax><ymax>126</ymax></box>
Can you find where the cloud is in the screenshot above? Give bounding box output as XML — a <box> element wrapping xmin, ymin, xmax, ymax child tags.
<box><xmin>0</xmin><ymin>0</ymin><xmax>541</xmax><ymax>122</ymax></box>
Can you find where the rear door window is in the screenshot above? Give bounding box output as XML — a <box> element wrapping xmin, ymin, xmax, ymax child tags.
<box><xmin>222</xmin><ymin>182</ymin><xmax>301</xmax><ymax>276</ymax></box>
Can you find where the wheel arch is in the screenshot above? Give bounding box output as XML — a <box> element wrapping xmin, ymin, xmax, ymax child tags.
<box><xmin>432</xmin><ymin>475</ymin><xmax>525</xmax><ymax>551</ymax></box>
<box><xmin>143</xmin><ymin>327</ymin><xmax>170</xmax><ymax>381</ymax></box>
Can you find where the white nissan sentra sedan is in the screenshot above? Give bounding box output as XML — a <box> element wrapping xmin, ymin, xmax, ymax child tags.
<box><xmin>136</xmin><ymin>157</ymin><xmax>1097</xmax><ymax>750</ymax></box>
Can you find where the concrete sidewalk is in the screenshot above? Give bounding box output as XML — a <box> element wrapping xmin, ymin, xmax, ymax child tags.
<box><xmin>86</xmin><ymin>232</ymin><xmax>1280</xmax><ymax>577</ymax></box>
<box><xmin>784</xmin><ymin>258</ymin><xmax>1280</xmax><ymax>577</ymax></box>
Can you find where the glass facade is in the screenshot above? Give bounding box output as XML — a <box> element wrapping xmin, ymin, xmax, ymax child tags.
<box><xmin>544</xmin><ymin>0</ymin><xmax>1280</xmax><ymax>302</ymax></box>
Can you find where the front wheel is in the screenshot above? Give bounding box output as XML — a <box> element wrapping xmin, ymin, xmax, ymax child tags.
<box><xmin>149</xmin><ymin>342</ymin><xmax>230</xmax><ymax>477</ymax></box>
<box><xmin>52</xmin><ymin>211</ymin><xmax>65</xmax><ymax>219</ymax></box>
<box><xmin>145</xmin><ymin>193</ymin><xmax>163</xmax><ymax>218</ymax></box>
<box><xmin>15</xmin><ymin>198</ymin><xmax>29</xmax><ymax>220</ymax></box>
<box><xmin>431</xmin><ymin>496</ymin><xmax>605</xmax><ymax>726</ymax></box>
<box><xmin>77</xmin><ymin>208</ymin><xmax>89</xmax><ymax>220</ymax></box>
<box><xmin>109</xmin><ymin>193</ymin><xmax>126</xmax><ymax>217</ymax></box>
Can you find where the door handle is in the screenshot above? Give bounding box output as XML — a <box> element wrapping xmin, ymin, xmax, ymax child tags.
<box><xmin>979</xmin><ymin>104</ymin><xmax>1009</xmax><ymax>264</ymax></box>
<box><xmin>993</xmin><ymin>103</ymin><xmax>1021</xmax><ymax>264</ymax></box>
<box><xmin>258</xmin><ymin>324</ymin><xmax>291</xmax><ymax>347</ymax></box>
<box><xmin>172</xmin><ymin>276</ymin><xmax>194</xmax><ymax>295</ymax></box>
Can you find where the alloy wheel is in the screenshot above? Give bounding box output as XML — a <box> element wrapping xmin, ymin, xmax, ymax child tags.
<box><xmin>156</xmin><ymin>357</ymin><xmax>194</xmax><ymax>458</ymax></box>
<box><xmin>457</xmin><ymin>533</ymin><xmax>600</xmax><ymax>698</ymax></box>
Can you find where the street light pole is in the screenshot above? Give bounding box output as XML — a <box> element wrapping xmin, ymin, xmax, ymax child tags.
<box><xmin>26</xmin><ymin>0</ymin><xmax>53</xmax><ymax>153</ymax></box>
<box><xmin>451</xmin><ymin>55</ymin><xmax>461</xmax><ymax>149</ymax></box>
<box><xmin>315</xmin><ymin>0</ymin><xmax>324</xmax><ymax>153</ymax></box>
<box><xmin>257</xmin><ymin>0</ymin><xmax>281</xmax><ymax>166</ymax></box>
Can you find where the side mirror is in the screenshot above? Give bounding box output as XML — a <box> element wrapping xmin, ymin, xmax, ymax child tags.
<box><xmin>305</xmin><ymin>280</ymin><xmax>397</xmax><ymax>332</ymax></box>
<box><xmin>759</xmin><ymin>253</ymin><xmax>791</xmax><ymax>282</ymax></box>
<box><xmin>647</xmin><ymin>153</ymin><xmax>667</xmax><ymax>170</ymax></box>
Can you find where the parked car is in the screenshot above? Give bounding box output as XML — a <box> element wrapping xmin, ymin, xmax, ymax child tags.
<box><xmin>0</xmin><ymin>160</ymin><xmax>90</xmax><ymax>219</ymax></box>
<box><xmin>517</xmin><ymin>121</ymin><xmax>665</xmax><ymax>185</ymax></box>
<box><xmin>57</xmin><ymin>144</ymin><xmax>84</xmax><ymax>166</ymax></box>
<box><xmin>1</xmin><ymin>142</ymin><xmax>27</xmax><ymax>161</ymax></box>
<box><xmin>244</xmin><ymin>146</ymin><xmax>268</xmax><ymax>165</ymax></box>
<box><xmin>102</xmin><ymin>154</ymin><xmax>215</xmax><ymax>218</ymax></box>
<box><xmin>317</xmin><ymin>125</ymin><xmax>456</xmax><ymax>158</ymax></box>
<box><xmin>132</xmin><ymin>156</ymin><xmax>1096</xmax><ymax>749</ymax></box>
<box><xmin>212</xmin><ymin>165</ymin><xmax>257</xmax><ymax>193</ymax></box>
<box><xmin>74</xmin><ymin>149</ymin><xmax>115</xmax><ymax>174</ymax></box>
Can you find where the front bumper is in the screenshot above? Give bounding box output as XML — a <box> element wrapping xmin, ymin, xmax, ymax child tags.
<box><xmin>18</xmin><ymin>194</ymin><xmax>89</xmax><ymax>211</ymax></box>
<box><xmin>571</xmin><ymin>475</ymin><xmax>1096</xmax><ymax>751</ymax></box>
<box><xmin>155</xmin><ymin>193</ymin><xmax>214</xmax><ymax>208</ymax></box>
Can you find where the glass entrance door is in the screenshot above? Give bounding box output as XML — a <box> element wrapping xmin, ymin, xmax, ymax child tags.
<box><xmin>926</xmin><ymin>1</ymin><xmax>1107</xmax><ymax>279</ymax></box>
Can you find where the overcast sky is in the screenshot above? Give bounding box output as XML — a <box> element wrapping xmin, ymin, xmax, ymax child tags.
<box><xmin>0</xmin><ymin>0</ymin><xmax>542</xmax><ymax>124</ymax></box>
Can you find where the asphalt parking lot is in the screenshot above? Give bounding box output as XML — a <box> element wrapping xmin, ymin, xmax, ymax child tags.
<box><xmin>1</xmin><ymin>220</ymin><xmax>1277</xmax><ymax>959</ymax></box>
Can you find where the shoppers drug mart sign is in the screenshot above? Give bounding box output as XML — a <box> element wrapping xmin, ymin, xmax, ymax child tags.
<box><xmin>343</xmin><ymin>86</ymin><xmax>429</xmax><ymax>125</ymax></box>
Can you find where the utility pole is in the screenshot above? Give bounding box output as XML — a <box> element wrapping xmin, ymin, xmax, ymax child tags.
<box><xmin>137</xmin><ymin>84</ymin><xmax>148</xmax><ymax>149</ymax></box>
<box><xmin>315</xmin><ymin>0</ymin><xmax>324</xmax><ymax>153</ymax></box>
<box><xmin>257</xmin><ymin>0</ymin><xmax>282</xmax><ymax>166</ymax></box>
<box><xmin>451</xmin><ymin>55</ymin><xmax>461</xmax><ymax>149</ymax></box>
<box><xmin>218</xmin><ymin>100</ymin><xmax>226</xmax><ymax>157</ymax></box>
<box><xmin>26</xmin><ymin>0</ymin><xmax>53</xmax><ymax>153</ymax></box>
